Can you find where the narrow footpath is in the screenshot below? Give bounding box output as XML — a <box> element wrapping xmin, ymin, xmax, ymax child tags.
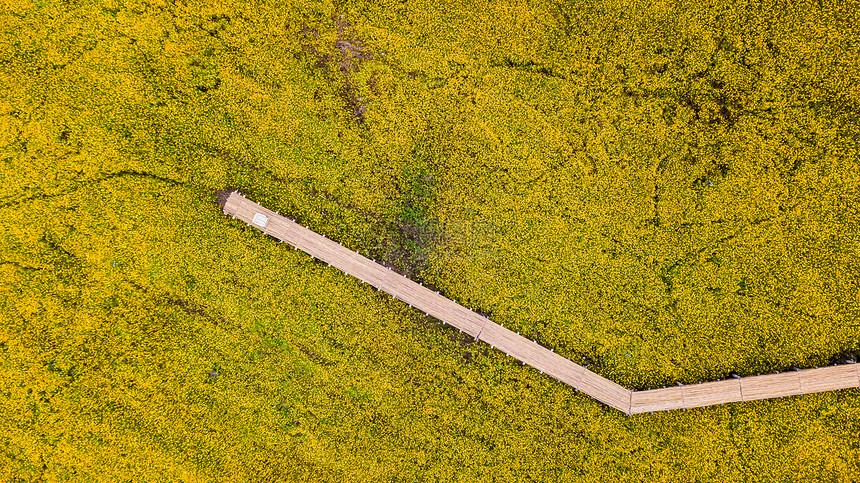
<box><xmin>222</xmin><ymin>191</ymin><xmax>859</xmax><ymax>415</ymax></box>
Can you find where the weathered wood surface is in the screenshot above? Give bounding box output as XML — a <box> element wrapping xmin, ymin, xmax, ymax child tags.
<box><xmin>682</xmin><ymin>379</ymin><xmax>743</xmax><ymax>409</ymax></box>
<box><xmin>741</xmin><ymin>371</ymin><xmax>804</xmax><ymax>401</ymax></box>
<box><xmin>223</xmin><ymin>192</ymin><xmax>860</xmax><ymax>415</ymax></box>
<box><xmin>630</xmin><ymin>386</ymin><xmax>686</xmax><ymax>413</ymax></box>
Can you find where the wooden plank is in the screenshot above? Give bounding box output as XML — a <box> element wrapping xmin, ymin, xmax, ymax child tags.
<box><xmin>630</xmin><ymin>387</ymin><xmax>685</xmax><ymax>414</ymax></box>
<box><xmin>477</xmin><ymin>322</ymin><xmax>585</xmax><ymax>387</ymax></box>
<box><xmin>423</xmin><ymin>293</ymin><xmax>487</xmax><ymax>337</ymax></box>
<box><xmin>577</xmin><ymin>369</ymin><xmax>631</xmax><ymax>414</ymax></box>
<box><xmin>229</xmin><ymin>196</ymin><xmax>487</xmax><ymax>337</ymax></box>
<box><xmin>385</xmin><ymin>272</ymin><xmax>486</xmax><ymax>337</ymax></box>
<box><xmin>740</xmin><ymin>371</ymin><xmax>803</xmax><ymax>401</ymax></box>
<box><xmin>798</xmin><ymin>365</ymin><xmax>860</xmax><ymax>394</ymax></box>
<box><xmin>681</xmin><ymin>379</ymin><xmax>743</xmax><ymax>408</ymax></box>
<box><xmin>228</xmin><ymin>193</ymin><xmax>392</xmax><ymax>286</ymax></box>
<box><xmin>221</xmin><ymin>192</ymin><xmax>860</xmax><ymax>415</ymax></box>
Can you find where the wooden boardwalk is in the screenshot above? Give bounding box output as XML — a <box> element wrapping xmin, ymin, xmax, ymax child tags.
<box><xmin>222</xmin><ymin>192</ymin><xmax>859</xmax><ymax>415</ymax></box>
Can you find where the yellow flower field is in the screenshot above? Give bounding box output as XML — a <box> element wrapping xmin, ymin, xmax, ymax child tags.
<box><xmin>1</xmin><ymin>0</ymin><xmax>858</xmax><ymax>480</ymax></box>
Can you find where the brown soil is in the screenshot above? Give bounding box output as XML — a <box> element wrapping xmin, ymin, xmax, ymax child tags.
<box><xmin>300</xmin><ymin>14</ymin><xmax>376</xmax><ymax>122</ymax></box>
<box><xmin>215</xmin><ymin>187</ymin><xmax>238</xmax><ymax>209</ymax></box>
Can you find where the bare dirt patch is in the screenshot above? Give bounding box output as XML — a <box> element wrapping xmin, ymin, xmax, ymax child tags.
<box><xmin>215</xmin><ymin>187</ymin><xmax>238</xmax><ymax>209</ymax></box>
<box><xmin>300</xmin><ymin>14</ymin><xmax>377</xmax><ymax>122</ymax></box>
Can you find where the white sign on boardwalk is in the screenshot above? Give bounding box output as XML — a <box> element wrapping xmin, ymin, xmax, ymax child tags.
<box><xmin>251</xmin><ymin>213</ymin><xmax>269</xmax><ymax>228</ymax></box>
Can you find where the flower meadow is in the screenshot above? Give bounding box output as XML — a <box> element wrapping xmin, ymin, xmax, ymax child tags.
<box><xmin>1</xmin><ymin>0</ymin><xmax>858</xmax><ymax>480</ymax></box>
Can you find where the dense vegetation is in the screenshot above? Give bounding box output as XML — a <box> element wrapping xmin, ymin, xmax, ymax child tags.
<box><xmin>2</xmin><ymin>0</ymin><xmax>858</xmax><ymax>480</ymax></box>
